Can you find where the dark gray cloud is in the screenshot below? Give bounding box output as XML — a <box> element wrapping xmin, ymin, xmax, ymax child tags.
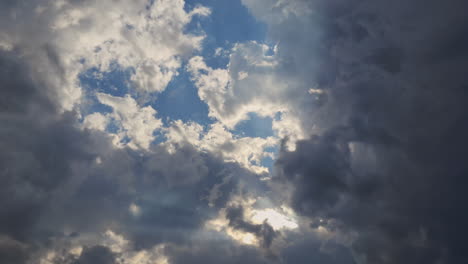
<box><xmin>0</xmin><ymin>236</ymin><xmax>29</xmax><ymax>264</ymax></box>
<box><xmin>73</xmin><ymin>246</ymin><xmax>116</xmax><ymax>264</ymax></box>
<box><xmin>164</xmin><ymin>241</ymin><xmax>268</xmax><ymax>264</ymax></box>
<box><xmin>267</xmin><ymin>0</ymin><xmax>468</xmax><ymax>263</ymax></box>
<box><xmin>280</xmin><ymin>234</ymin><xmax>355</xmax><ymax>264</ymax></box>
<box><xmin>0</xmin><ymin>50</ymin><xmax>96</xmax><ymax>257</ymax></box>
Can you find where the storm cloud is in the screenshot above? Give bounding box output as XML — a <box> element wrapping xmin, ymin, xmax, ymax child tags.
<box><xmin>267</xmin><ymin>0</ymin><xmax>468</xmax><ymax>263</ymax></box>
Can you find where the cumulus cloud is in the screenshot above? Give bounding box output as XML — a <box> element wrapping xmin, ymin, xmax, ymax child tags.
<box><xmin>165</xmin><ymin>120</ymin><xmax>276</xmax><ymax>173</ymax></box>
<box><xmin>0</xmin><ymin>0</ymin><xmax>209</xmax><ymax>110</ymax></box>
<box><xmin>187</xmin><ymin>43</ymin><xmax>309</xmax><ymax>148</ymax></box>
<box><xmin>91</xmin><ymin>93</ymin><xmax>163</xmax><ymax>150</ymax></box>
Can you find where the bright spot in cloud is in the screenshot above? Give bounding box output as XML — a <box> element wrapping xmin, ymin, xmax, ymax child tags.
<box><xmin>308</xmin><ymin>88</ymin><xmax>324</xmax><ymax>94</ymax></box>
<box><xmin>129</xmin><ymin>203</ymin><xmax>141</xmax><ymax>217</ymax></box>
<box><xmin>68</xmin><ymin>246</ymin><xmax>83</xmax><ymax>256</ymax></box>
<box><xmin>227</xmin><ymin>229</ymin><xmax>258</xmax><ymax>246</ymax></box>
<box><xmin>251</xmin><ymin>208</ymin><xmax>298</xmax><ymax>230</ymax></box>
<box><xmin>238</xmin><ymin>71</ymin><xmax>249</xmax><ymax>80</ymax></box>
<box><xmin>205</xmin><ymin>216</ymin><xmax>259</xmax><ymax>246</ymax></box>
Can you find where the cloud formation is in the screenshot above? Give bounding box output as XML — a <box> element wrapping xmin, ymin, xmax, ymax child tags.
<box><xmin>1</xmin><ymin>0</ymin><xmax>468</xmax><ymax>263</ymax></box>
<box><xmin>0</xmin><ymin>0</ymin><xmax>208</xmax><ymax>110</ymax></box>
<box><xmin>0</xmin><ymin>42</ymin><xmax>264</xmax><ymax>264</ymax></box>
<box><xmin>238</xmin><ymin>0</ymin><xmax>468</xmax><ymax>263</ymax></box>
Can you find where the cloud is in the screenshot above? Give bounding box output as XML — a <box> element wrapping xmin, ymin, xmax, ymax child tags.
<box><xmin>72</xmin><ymin>245</ymin><xmax>116</xmax><ymax>264</ymax></box>
<box><xmin>164</xmin><ymin>241</ymin><xmax>267</xmax><ymax>264</ymax></box>
<box><xmin>187</xmin><ymin>42</ymin><xmax>309</xmax><ymax>148</ymax></box>
<box><xmin>0</xmin><ymin>236</ymin><xmax>29</xmax><ymax>264</ymax></box>
<box><xmin>91</xmin><ymin>93</ymin><xmax>163</xmax><ymax>150</ymax></box>
<box><xmin>3</xmin><ymin>0</ymin><xmax>468</xmax><ymax>263</ymax></box>
<box><xmin>0</xmin><ymin>49</ymin><xmax>97</xmax><ymax>263</ymax></box>
<box><xmin>0</xmin><ymin>0</ymin><xmax>209</xmax><ymax>111</ymax></box>
<box><xmin>225</xmin><ymin>205</ymin><xmax>277</xmax><ymax>249</ymax></box>
<box><xmin>165</xmin><ymin>121</ymin><xmax>276</xmax><ymax>173</ymax></box>
<box><xmin>187</xmin><ymin>43</ymin><xmax>290</xmax><ymax>128</ymax></box>
<box><xmin>0</xmin><ymin>1</ymin><xmax>294</xmax><ymax>263</ymax></box>
<box><xmin>0</xmin><ymin>45</ymin><xmax>262</xmax><ymax>263</ymax></box>
<box><xmin>236</xmin><ymin>0</ymin><xmax>468</xmax><ymax>263</ymax></box>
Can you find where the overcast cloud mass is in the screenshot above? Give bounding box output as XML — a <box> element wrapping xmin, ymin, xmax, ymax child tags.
<box><xmin>1</xmin><ymin>0</ymin><xmax>468</xmax><ymax>263</ymax></box>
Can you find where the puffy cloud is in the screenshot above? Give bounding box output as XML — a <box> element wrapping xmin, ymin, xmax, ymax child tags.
<box><xmin>165</xmin><ymin>121</ymin><xmax>276</xmax><ymax>174</ymax></box>
<box><xmin>82</xmin><ymin>112</ymin><xmax>108</xmax><ymax>131</ymax></box>
<box><xmin>187</xmin><ymin>43</ymin><xmax>309</xmax><ymax>137</ymax></box>
<box><xmin>187</xmin><ymin>43</ymin><xmax>310</xmax><ymax>152</ymax></box>
<box><xmin>0</xmin><ymin>0</ymin><xmax>209</xmax><ymax>111</ymax></box>
<box><xmin>93</xmin><ymin>93</ymin><xmax>163</xmax><ymax>150</ymax></box>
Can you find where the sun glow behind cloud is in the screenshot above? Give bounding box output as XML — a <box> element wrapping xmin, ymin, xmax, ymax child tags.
<box><xmin>251</xmin><ymin>208</ymin><xmax>298</xmax><ymax>230</ymax></box>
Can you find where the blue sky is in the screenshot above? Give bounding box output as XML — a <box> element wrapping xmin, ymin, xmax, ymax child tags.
<box><xmin>80</xmin><ymin>0</ymin><xmax>267</xmax><ymax>123</ymax></box>
<box><xmin>79</xmin><ymin>0</ymin><xmax>275</xmax><ymax>160</ymax></box>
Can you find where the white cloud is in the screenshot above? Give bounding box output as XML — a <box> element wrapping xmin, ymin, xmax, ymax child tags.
<box><xmin>1</xmin><ymin>0</ymin><xmax>210</xmax><ymax>111</ymax></box>
<box><xmin>94</xmin><ymin>93</ymin><xmax>163</xmax><ymax>150</ymax></box>
<box><xmin>272</xmin><ymin>112</ymin><xmax>306</xmax><ymax>150</ymax></box>
<box><xmin>187</xmin><ymin>42</ymin><xmax>285</xmax><ymax>128</ymax></box>
<box><xmin>251</xmin><ymin>208</ymin><xmax>298</xmax><ymax>230</ymax></box>
<box><xmin>165</xmin><ymin>120</ymin><xmax>276</xmax><ymax>174</ymax></box>
<box><xmin>188</xmin><ymin>42</ymin><xmax>309</xmax><ymax>148</ymax></box>
<box><xmin>83</xmin><ymin>112</ymin><xmax>109</xmax><ymax>131</ymax></box>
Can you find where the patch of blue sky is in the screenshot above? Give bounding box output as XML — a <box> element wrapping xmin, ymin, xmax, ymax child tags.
<box><xmin>183</xmin><ymin>0</ymin><xmax>278</xmax><ymax>170</ymax></box>
<box><xmin>260</xmin><ymin>145</ymin><xmax>281</xmax><ymax>172</ymax></box>
<box><xmin>184</xmin><ymin>0</ymin><xmax>267</xmax><ymax>68</ymax></box>
<box><xmin>78</xmin><ymin>63</ymin><xmax>134</xmax><ymax>117</ymax></box>
<box><xmin>151</xmin><ymin>64</ymin><xmax>213</xmax><ymax>127</ymax></box>
<box><xmin>77</xmin><ymin>60</ymin><xmax>213</xmax><ymax>135</ymax></box>
<box><xmin>150</xmin><ymin>0</ymin><xmax>270</xmax><ymax>127</ymax></box>
<box><xmin>232</xmin><ymin>113</ymin><xmax>274</xmax><ymax>138</ymax></box>
<box><xmin>105</xmin><ymin>118</ymin><xmax>121</xmax><ymax>134</ymax></box>
<box><xmin>151</xmin><ymin>129</ymin><xmax>167</xmax><ymax>145</ymax></box>
<box><xmin>77</xmin><ymin>0</ymin><xmax>276</xmax><ymax>162</ymax></box>
<box><xmin>230</xmin><ymin>113</ymin><xmax>277</xmax><ymax>171</ymax></box>
<box><xmin>261</xmin><ymin>156</ymin><xmax>275</xmax><ymax>171</ymax></box>
<box><xmin>79</xmin><ymin>63</ymin><xmax>133</xmax><ymax>97</ymax></box>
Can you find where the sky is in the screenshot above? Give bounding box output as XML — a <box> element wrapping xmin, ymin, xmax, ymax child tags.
<box><xmin>1</xmin><ymin>0</ymin><xmax>468</xmax><ymax>263</ymax></box>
